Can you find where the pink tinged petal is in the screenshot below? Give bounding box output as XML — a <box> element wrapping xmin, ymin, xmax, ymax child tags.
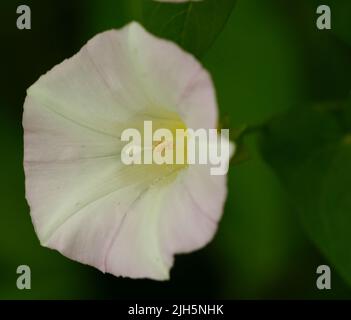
<box><xmin>105</xmin><ymin>184</ymin><xmax>174</xmax><ymax>280</ymax></box>
<box><xmin>160</xmin><ymin>165</ymin><xmax>228</xmax><ymax>255</ymax></box>
<box><xmin>23</xmin><ymin>22</ymin><xmax>227</xmax><ymax>281</ymax></box>
<box><xmin>45</xmin><ymin>184</ymin><xmax>144</xmax><ymax>272</ymax></box>
<box><xmin>23</xmin><ymin>96</ymin><xmax>123</xmax><ymax>162</ymax></box>
<box><xmin>125</xmin><ymin>22</ymin><xmax>218</xmax><ymax>129</ymax></box>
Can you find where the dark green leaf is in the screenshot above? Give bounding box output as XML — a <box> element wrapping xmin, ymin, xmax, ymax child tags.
<box><xmin>259</xmin><ymin>103</ymin><xmax>351</xmax><ymax>285</ymax></box>
<box><xmin>137</xmin><ymin>0</ymin><xmax>236</xmax><ymax>58</ymax></box>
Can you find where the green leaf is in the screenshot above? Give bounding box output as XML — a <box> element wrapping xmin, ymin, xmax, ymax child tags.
<box><xmin>138</xmin><ymin>0</ymin><xmax>237</xmax><ymax>58</ymax></box>
<box><xmin>84</xmin><ymin>0</ymin><xmax>236</xmax><ymax>58</ymax></box>
<box><xmin>259</xmin><ymin>104</ymin><xmax>351</xmax><ymax>285</ymax></box>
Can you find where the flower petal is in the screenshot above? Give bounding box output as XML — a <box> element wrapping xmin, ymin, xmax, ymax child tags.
<box><xmin>125</xmin><ymin>22</ymin><xmax>217</xmax><ymax>129</ymax></box>
<box><xmin>159</xmin><ymin>164</ymin><xmax>228</xmax><ymax>256</ymax></box>
<box><xmin>104</xmin><ymin>165</ymin><xmax>228</xmax><ymax>280</ymax></box>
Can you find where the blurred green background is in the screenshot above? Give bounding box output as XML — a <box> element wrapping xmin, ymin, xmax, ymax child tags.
<box><xmin>1</xmin><ymin>0</ymin><xmax>351</xmax><ymax>299</ymax></box>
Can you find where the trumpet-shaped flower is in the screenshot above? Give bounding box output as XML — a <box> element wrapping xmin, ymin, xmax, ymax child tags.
<box><xmin>23</xmin><ymin>22</ymin><xmax>233</xmax><ymax>280</ymax></box>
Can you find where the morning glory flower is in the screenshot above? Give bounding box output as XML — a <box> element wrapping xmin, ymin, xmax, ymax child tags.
<box><xmin>23</xmin><ymin>22</ymin><xmax>233</xmax><ymax>280</ymax></box>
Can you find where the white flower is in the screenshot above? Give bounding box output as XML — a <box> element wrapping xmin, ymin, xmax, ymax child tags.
<box><xmin>23</xmin><ymin>22</ymin><xmax>233</xmax><ymax>280</ymax></box>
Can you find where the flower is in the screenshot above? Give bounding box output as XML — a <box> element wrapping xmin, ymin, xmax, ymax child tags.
<box><xmin>23</xmin><ymin>22</ymin><xmax>233</xmax><ymax>280</ymax></box>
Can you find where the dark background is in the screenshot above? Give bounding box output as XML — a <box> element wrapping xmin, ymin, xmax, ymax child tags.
<box><xmin>1</xmin><ymin>0</ymin><xmax>351</xmax><ymax>299</ymax></box>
